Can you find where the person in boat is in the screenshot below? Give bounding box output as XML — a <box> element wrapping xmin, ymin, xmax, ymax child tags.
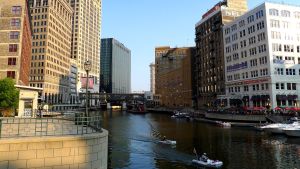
<box><xmin>162</xmin><ymin>136</ymin><xmax>167</xmax><ymax>141</ymax></box>
<box><xmin>200</xmin><ymin>153</ymin><xmax>208</xmax><ymax>162</ymax></box>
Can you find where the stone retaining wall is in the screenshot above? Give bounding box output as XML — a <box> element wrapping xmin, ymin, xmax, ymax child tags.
<box><xmin>205</xmin><ymin>113</ymin><xmax>266</xmax><ymax>122</ymax></box>
<box><xmin>0</xmin><ymin>130</ymin><xmax>108</xmax><ymax>169</ymax></box>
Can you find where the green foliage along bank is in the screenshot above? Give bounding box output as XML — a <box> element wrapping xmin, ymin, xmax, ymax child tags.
<box><xmin>0</xmin><ymin>78</ymin><xmax>19</xmax><ymax>116</ymax></box>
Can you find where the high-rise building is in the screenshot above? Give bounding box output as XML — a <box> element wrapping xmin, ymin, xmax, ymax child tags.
<box><xmin>149</xmin><ymin>62</ymin><xmax>155</xmax><ymax>94</ymax></box>
<box><xmin>0</xmin><ymin>0</ymin><xmax>32</xmax><ymax>85</ymax></box>
<box><xmin>194</xmin><ymin>0</ymin><xmax>248</xmax><ymax>108</ymax></box>
<box><xmin>69</xmin><ymin>0</ymin><xmax>101</xmax><ymax>93</ymax></box>
<box><xmin>28</xmin><ymin>0</ymin><xmax>73</xmax><ymax>104</ymax></box>
<box><xmin>155</xmin><ymin>46</ymin><xmax>194</xmax><ymax>108</ymax></box>
<box><xmin>100</xmin><ymin>38</ymin><xmax>131</xmax><ymax>94</ymax></box>
<box><xmin>223</xmin><ymin>2</ymin><xmax>300</xmax><ymax>109</ymax></box>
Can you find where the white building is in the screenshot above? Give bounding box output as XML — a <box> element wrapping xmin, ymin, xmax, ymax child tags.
<box><xmin>223</xmin><ymin>2</ymin><xmax>300</xmax><ymax>109</ymax></box>
<box><xmin>149</xmin><ymin>62</ymin><xmax>155</xmax><ymax>94</ymax></box>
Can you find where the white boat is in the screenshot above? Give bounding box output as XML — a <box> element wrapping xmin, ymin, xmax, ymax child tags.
<box><xmin>216</xmin><ymin>121</ymin><xmax>231</xmax><ymax>127</ymax></box>
<box><xmin>283</xmin><ymin>126</ymin><xmax>300</xmax><ymax>137</ymax></box>
<box><xmin>261</xmin><ymin>121</ymin><xmax>299</xmax><ymax>134</ymax></box>
<box><xmin>171</xmin><ymin>111</ymin><xmax>189</xmax><ymax>118</ymax></box>
<box><xmin>192</xmin><ymin>159</ymin><xmax>223</xmax><ymax>168</ymax></box>
<box><xmin>158</xmin><ymin>139</ymin><xmax>176</xmax><ymax>145</ymax></box>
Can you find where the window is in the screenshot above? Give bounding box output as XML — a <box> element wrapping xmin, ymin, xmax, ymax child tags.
<box><xmin>276</xmin><ymin>68</ymin><xmax>284</xmax><ymax>75</ymax></box>
<box><xmin>272</xmin><ymin>43</ymin><xmax>282</xmax><ymax>52</ymax></box>
<box><xmin>244</xmin><ymin>86</ymin><xmax>249</xmax><ymax>92</ymax></box>
<box><xmin>11</xmin><ymin>19</ymin><xmax>20</xmax><ymax>27</ymax></box>
<box><xmin>286</xmin><ymin>69</ymin><xmax>296</xmax><ymax>75</ymax></box>
<box><xmin>271</xmin><ymin>31</ymin><xmax>281</xmax><ymax>39</ymax></box>
<box><xmin>269</xmin><ymin>9</ymin><xmax>279</xmax><ymax>16</ymax></box>
<box><xmin>258</xmin><ymin>32</ymin><xmax>266</xmax><ymax>41</ymax></box>
<box><xmin>247</xmin><ymin>15</ymin><xmax>255</xmax><ymax>23</ymax></box>
<box><xmin>11</xmin><ymin>6</ymin><xmax>22</xmax><ymax>14</ymax></box>
<box><xmin>287</xmin><ymin>83</ymin><xmax>297</xmax><ymax>90</ymax></box>
<box><xmin>270</xmin><ymin>20</ymin><xmax>280</xmax><ymax>28</ymax></box>
<box><xmin>256</xmin><ymin>10</ymin><xmax>264</xmax><ymax>19</ymax></box>
<box><xmin>282</xmin><ymin>21</ymin><xmax>289</xmax><ymax>28</ymax></box>
<box><xmin>294</xmin><ymin>11</ymin><xmax>300</xmax><ymax>19</ymax></box>
<box><xmin>9</xmin><ymin>31</ymin><xmax>19</xmax><ymax>39</ymax></box>
<box><xmin>284</xmin><ymin>44</ymin><xmax>294</xmax><ymax>52</ymax></box>
<box><xmin>9</xmin><ymin>44</ymin><xmax>18</xmax><ymax>52</ymax></box>
<box><xmin>7</xmin><ymin>71</ymin><xmax>15</xmax><ymax>78</ymax></box>
<box><xmin>8</xmin><ymin>58</ymin><xmax>16</xmax><ymax>65</ymax></box>
<box><xmin>281</xmin><ymin>10</ymin><xmax>291</xmax><ymax>17</ymax></box>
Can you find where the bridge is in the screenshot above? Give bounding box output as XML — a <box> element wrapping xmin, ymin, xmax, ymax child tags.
<box><xmin>78</xmin><ymin>93</ymin><xmax>145</xmax><ymax>109</ymax></box>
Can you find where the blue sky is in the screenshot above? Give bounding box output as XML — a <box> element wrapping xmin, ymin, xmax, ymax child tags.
<box><xmin>101</xmin><ymin>0</ymin><xmax>300</xmax><ymax>92</ymax></box>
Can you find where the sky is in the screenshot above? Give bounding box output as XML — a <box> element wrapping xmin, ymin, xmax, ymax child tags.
<box><xmin>101</xmin><ymin>0</ymin><xmax>300</xmax><ymax>92</ymax></box>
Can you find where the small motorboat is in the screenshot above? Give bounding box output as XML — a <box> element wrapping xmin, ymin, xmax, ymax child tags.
<box><xmin>192</xmin><ymin>158</ymin><xmax>223</xmax><ymax>168</ymax></box>
<box><xmin>158</xmin><ymin>139</ymin><xmax>176</xmax><ymax>145</ymax></box>
<box><xmin>261</xmin><ymin>121</ymin><xmax>299</xmax><ymax>134</ymax></box>
<box><xmin>216</xmin><ymin>121</ymin><xmax>231</xmax><ymax>127</ymax></box>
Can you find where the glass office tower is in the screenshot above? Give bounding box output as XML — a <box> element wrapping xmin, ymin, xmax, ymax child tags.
<box><xmin>100</xmin><ymin>38</ymin><xmax>131</xmax><ymax>93</ymax></box>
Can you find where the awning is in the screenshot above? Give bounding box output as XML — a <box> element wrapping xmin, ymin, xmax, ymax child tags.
<box><xmin>276</xmin><ymin>95</ymin><xmax>287</xmax><ymax>100</ymax></box>
<box><xmin>287</xmin><ymin>95</ymin><xmax>298</xmax><ymax>100</ymax></box>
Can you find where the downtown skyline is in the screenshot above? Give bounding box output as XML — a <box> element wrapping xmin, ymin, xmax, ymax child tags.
<box><xmin>101</xmin><ymin>0</ymin><xmax>300</xmax><ymax>91</ymax></box>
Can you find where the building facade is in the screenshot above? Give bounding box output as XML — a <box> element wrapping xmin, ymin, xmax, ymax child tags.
<box><xmin>149</xmin><ymin>62</ymin><xmax>155</xmax><ymax>94</ymax></box>
<box><xmin>28</xmin><ymin>0</ymin><xmax>73</xmax><ymax>104</ymax></box>
<box><xmin>100</xmin><ymin>38</ymin><xmax>131</xmax><ymax>94</ymax></box>
<box><xmin>69</xmin><ymin>59</ymin><xmax>78</xmax><ymax>104</ymax></box>
<box><xmin>194</xmin><ymin>0</ymin><xmax>248</xmax><ymax>108</ymax></box>
<box><xmin>69</xmin><ymin>0</ymin><xmax>101</xmax><ymax>93</ymax></box>
<box><xmin>0</xmin><ymin>0</ymin><xmax>32</xmax><ymax>86</ymax></box>
<box><xmin>223</xmin><ymin>2</ymin><xmax>300</xmax><ymax>109</ymax></box>
<box><xmin>155</xmin><ymin>46</ymin><xmax>194</xmax><ymax>108</ymax></box>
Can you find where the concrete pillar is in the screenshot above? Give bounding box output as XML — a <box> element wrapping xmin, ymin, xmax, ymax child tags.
<box><xmin>107</xmin><ymin>103</ymin><xmax>111</xmax><ymax>109</ymax></box>
<box><xmin>122</xmin><ymin>102</ymin><xmax>127</xmax><ymax>110</ymax></box>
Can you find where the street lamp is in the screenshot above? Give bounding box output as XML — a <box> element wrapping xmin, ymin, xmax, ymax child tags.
<box><xmin>84</xmin><ymin>60</ymin><xmax>92</xmax><ymax>117</ymax></box>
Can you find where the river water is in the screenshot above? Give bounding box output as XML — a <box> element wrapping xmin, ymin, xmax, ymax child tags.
<box><xmin>99</xmin><ymin>110</ymin><xmax>300</xmax><ymax>169</ymax></box>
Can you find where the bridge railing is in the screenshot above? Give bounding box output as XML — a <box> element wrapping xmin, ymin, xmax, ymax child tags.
<box><xmin>0</xmin><ymin>112</ymin><xmax>102</xmax><ymax>138</ymax></box>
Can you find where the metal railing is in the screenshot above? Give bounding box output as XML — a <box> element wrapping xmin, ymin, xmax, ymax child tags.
<box><xmin>0</xmin><ymin>112</ymin><xmax>102</xmax><ymax>138</ymax></box>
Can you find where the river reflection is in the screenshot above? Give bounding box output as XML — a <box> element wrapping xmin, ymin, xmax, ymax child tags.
<box><xmin>100</xmin><ymin>110</ymin><xmax>300</xmax><ymax>169</ymax></box>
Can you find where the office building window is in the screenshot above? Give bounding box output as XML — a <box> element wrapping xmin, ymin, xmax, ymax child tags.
<box><xmin>10</xmin><ymin>31</ymin><xmax>19</xmax><ymax>39</ymax></box>
<box><xmin>11</xmin><ymin>19</ymin><xmax>21</xmax><ymax>27</ymax></box>
<box><xmin>11</xmin><ymin>6</ymin><xmax>22</xmax><ymax>14</ymax></box>
<box><xmin>7</xmin><ymin>71</ymin><xmax>15</xmax><ymax>78</ymax></box>
<box><xmin>9</xmin><ymin>44</ymin><xmax>18</xmax><ymax>52</ymax></box>
<box><xmin>8</xmin><ymin>58</ymin><xmax>16</xmax><ymax>65</ymax></box>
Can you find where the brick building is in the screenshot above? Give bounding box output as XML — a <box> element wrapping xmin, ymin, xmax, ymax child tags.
<box><xmin>155</xmin><ymin>46</ymin><xmax>194</xmax><ymax>108</ymax></box>
<box><xmin>0</xmin><ymin>0</ymin><xmax>32</xmax><ymax>85</ymax></box>
<box><xmin>194</xmin><ymin>0</ymin><xmax>248</xmax><ymax>108</ymax></box>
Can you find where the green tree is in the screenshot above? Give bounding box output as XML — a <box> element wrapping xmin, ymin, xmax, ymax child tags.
<box><xmin>0</xmin><ymin>78</ymin><xmax>19</xmax><ymax>110</ymax></box>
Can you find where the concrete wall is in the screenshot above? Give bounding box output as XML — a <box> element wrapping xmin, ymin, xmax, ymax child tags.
<box><xmin>0</xmin><ymin>130</ymin><xmax>108</xmax><ymax>169</ymax></box>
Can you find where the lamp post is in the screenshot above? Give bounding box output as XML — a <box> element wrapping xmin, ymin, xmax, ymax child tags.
<box><xmin>84</xmin><ymin>60</ymin><xmax>92</xmax><ymax>117</ymax></box>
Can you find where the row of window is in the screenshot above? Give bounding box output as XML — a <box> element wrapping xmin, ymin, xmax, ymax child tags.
<box><xmin>225</xmin><ymin>10</ymin><xmax>264</xmax><ymax>35</ymax></box>
<box><xmin>228</xmin><ymin>83</ymin><xmax>269</xmax><ymax>93</ymax></box>
<box><xmin>272</xmin><ymin>44</ymin><xmax>300</xmax><ymax>53</ymax></box>
<box><xmin>227</xmin><ymin>68</ymin><xmax>269</xmax><ymax>81</ymax></box>
<box><xmin>269</xmin><ymin>9</ymin><xmax>300</xmax><ymax>18</ymax></box>
<box><xmin>274</xmin><ymin>68</ymin><xmax>300</xmax><ymax>76</ymax></box>
<box><xmin>275</xmin><ymin>83</ymin><xmax>297</xmax><ymax>90</ymax></box>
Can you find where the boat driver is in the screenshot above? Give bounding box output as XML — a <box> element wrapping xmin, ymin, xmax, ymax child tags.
<box><xmin>200</xmin><ymin>153</ymin><xmax>208</xmax><ymax>162</ymax></box>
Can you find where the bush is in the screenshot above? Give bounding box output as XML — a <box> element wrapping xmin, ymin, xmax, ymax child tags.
<box><xmin>0</xmin><ymin>78</ymin><xmax>19</xmax><ymax>116</ymax></box>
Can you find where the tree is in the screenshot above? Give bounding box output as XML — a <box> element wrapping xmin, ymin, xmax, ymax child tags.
<box><xmin>0</xmin><ymin>78</ymin><xmax>19</xmax><ymax>115</ymax></box>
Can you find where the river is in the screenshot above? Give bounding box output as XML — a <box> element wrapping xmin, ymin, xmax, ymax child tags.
<box><xmin>99</xmin><ymin>110</ymin><xmax>300</xmax><ymax>169</ymax></box>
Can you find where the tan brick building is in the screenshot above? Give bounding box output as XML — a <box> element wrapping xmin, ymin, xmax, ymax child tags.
<box><xmin>28</xmin><ymin>0</ymin><xmax>73</xmax><ymax>104</ymax></box>
<box><xmin>70</xmin><ymin>0</ymin><xmax>102</xmax><ymax>93</ymax></box>
<box><xmin>0</xmin><ymin>0</ymin><xmax>32</xmax><ymax>85</ymax></box>
<box><xmin>155</xmin><ymin>47</ymin><xmax>194</xmax><ymax>108</ymax></box>
<box><xmin>194</xmin><ymin>0</ymin><xmax>248</xmax><ymax>108</ymax></box>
